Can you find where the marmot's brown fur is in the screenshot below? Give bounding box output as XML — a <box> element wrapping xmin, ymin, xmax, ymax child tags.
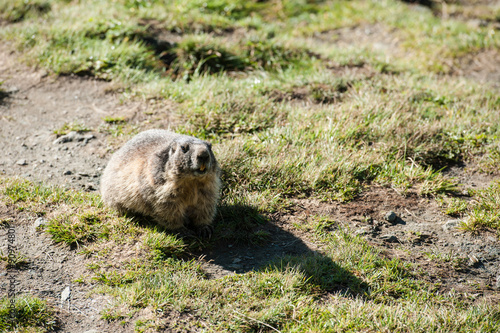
<box><xmin>100</xmin><ymin>129</ymin><xmax>221</xmax><ymax>237</ymax></box>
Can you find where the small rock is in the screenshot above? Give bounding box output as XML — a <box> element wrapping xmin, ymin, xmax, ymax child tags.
<box><xmin>61</xmin><ymin>286</ymin><xmax>71</xmax><ymax>302</ymax></box>
<box><xmin>53</xmin><ymin>131</ymin><xmax>78</xmax><ymax>144</ymax></box>
<box><xmin>232</xmin><ymin>258</ymin><xmax>242</xmax><ymax>264</ymax></box>
<box><xmin>384</xmin><ymin>211</ymin><xmax>397</xmax><ymax>224</ymax></box>
<box><xmin>380</xmin><ymin>234</ymin><xmax>399</xmax><ymax>243</ymax></box>
<box><xmin>467</xmin><ymin>254</ymin><xmax>480</xmax><ymax>267</ymax></box>
<box><xmin>6</xmin><ymin>86</ymin><xmax>19</xmax><ymax>93</ymax></box>
<box><xmin>85</xmin><ymin>183</ymin><xmax>96</xmax><ymax>191</ymax></box>
<box><xmin>78</xmin><ymin>172</ymin><xmax>89</xmax><ymax>177</ymax></box>
<box><xmin>16</xmin><ymin>159</ymin><xmax>28</xmax><ymax>166</ymax></box>
<box><xmin>83</xmin><ymin>330</ymin><xmax>98</xmax><ymax>333</ymax></box>
<box><xmin>34</xmin><ymin>217</ymin><xmax>47</xmax><ymax>228</ymax></box>
<box><xmin>408</xmin><ymin>233</ymin><xmax>434</xmax><ymax>244</ymax></box>
<box><xmin>355</xmin><ymin>226</ymin><xmax>375</xmax><ymax>236</ymax></box>
<box><xmin>63</xmin><ymin>170</ymin><xmax>72</xmax><ymax>176</ymax></box>
<box><xmin>496</xmin><ymin>275</ymin><xmax>500</xmax><ymax>290</ymax></box>
<box><xmin>80</xmin><ymin>134</ymin><xmax>95</xmax><ymax>143</ymax></box>
<box><xmin>443</xmin><ymin>220</ymin><xmax>460</xmax><ymax>231</ymax></box>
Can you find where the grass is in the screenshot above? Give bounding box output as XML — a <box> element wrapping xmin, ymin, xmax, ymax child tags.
<box><xmin>53</xmin><ymin>121</ymin><xmax>92</xmax><ymax>136</ymax></box>
<box><xmin>1</xmin><ymin>0</ymin><xmax>500</xmax><ymax>331</ymax></box>
<box><xmin>2</xmin><ymin>177</ymin><xmax>500</xmax><ymax>331</ymax></box>
<box><xmin>440</xmin><ymin>181</ymin><xmax>500</xmax><ymax>233</ymax></box>
<box><xmin>0</xmin><ymin>296</ymin><xmax>58</xmax><ymax>332</ymax></box>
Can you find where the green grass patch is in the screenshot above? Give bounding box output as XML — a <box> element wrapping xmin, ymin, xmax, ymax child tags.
<box><xmin>103</xmin><ymin>116</ymin><xmax>127</xmax><ymax>124</ymax></box>
<box><xmin>0</xmin><ymin>296</ymin><xmax>58</xmax><ymax>332</ymax></box>
<box><xmin>440</xmin><ymin>181</ymin><xmax>500</xmax><ymax>232</ymax></box>
<box><xmin>2</xmin><ymin>177</ymin><xmax>500</xmax><ymax>331</ymax></box>
<box><xmin>0</xmin><ymin>0</ymin><xmax>52</xmax><ymax>23</ymax></box>
<box><xmin>53</xmin><ymin>121</ymin><xmax>92</xmax><ymax>136</ymax></box>
<box><xmin>2</xmin><ymin>1</ymin><xmax>500</xmax><ymax>329</ymax></box>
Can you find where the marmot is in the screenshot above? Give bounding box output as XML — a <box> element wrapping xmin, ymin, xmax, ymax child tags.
<box><xmin>100</xmin><ymin>129</ymin><xmax>221</xmax><ymax>237</ymax></box>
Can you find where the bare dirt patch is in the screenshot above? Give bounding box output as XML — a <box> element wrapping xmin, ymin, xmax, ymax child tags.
<box><xmin>317</xmin><ymin>23</ymin><xmax>404</xmax><ymax>60</ymax></box>
<box><xmin>0</xmin><ymin>46</ymin><xmax>172</xmax><ymax>192</ymax></box>
<box><xmin>0</xmin><ymin>47</ymin><xmax>173</xmax><ymax>331</ymax></box>
<box><xmin>0</xmin><ymin>203</ymin><xmax>117</xmax><ymax>332</ymax></box>
<box><xmin>452</xmin><ymin>49</ymin><xmax>500</xmax><ymax>87</ymax></box>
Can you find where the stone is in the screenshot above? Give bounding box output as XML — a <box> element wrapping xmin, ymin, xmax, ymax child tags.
<box><xmin>384</xmin><ymin>211</ymin><xmax>402</xmax><ymax>224</ymax></box>
<box><xmin>355</xmin><ymin>226</ymin><xmax>375</xmax><ymax>236</ymax></box>
<box><xmin>34</xmin><ymin>217</ymin><xmax>47</xmax><ymax>228</ymax></box>
<box><xmin>16</xmin><ymin>159</ymin><xmax>28</xmax><ymax>166</ymax></box>
<box><xmin>53</xmin><ymin>131</ymin><xmax>78</xmax><ymax>144</ymax></box>
<box><xmin>61</xmin><ymin>286</ymin><xmax>71</xmax><ymax>302</ymax></box>
<box><xmin>63</xmin><ymin>170</ymin><xmax>72</xmax><ymax>175</ymax></box>
<box><xmin>7</xmin><ymin>86</ymin><xmax>19</xmax><ymax>93</ymax></box>
<box><xmin>467</xmin><ymin>254</ymin><xmax>481</xmax><ymax>268</ymax></box>
<box><xmin>380</xmin><ymin>234</ymin><xmax>399</xmax><ymax>243</ymax></box>
<box><xmin>442</xmin><ymin>220</ymin><xmax>460</xmax><ymax>232</ymax></box>
<box><xmin>384</xmin><ymin>211</ymin><xmax>397</xmax><ymax>223</ymax></box>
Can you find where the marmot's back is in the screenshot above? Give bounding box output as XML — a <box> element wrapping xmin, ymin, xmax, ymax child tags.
<box><xmin>100</xmin><ymin>130</ymin><xmax>221</xmax><ymax>236</ymax></box>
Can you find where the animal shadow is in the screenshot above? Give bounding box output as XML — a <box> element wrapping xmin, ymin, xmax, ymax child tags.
<box><xmin>199</xmin><ymin>203</ymin><xmax>370</xmax><ymax>297</ymax></box>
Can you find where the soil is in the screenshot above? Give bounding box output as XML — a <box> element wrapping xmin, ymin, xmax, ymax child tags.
<box><xmin>1</xmin><ymin>30</ymin><xmax>500</xmax><ymax>332</ymax></box>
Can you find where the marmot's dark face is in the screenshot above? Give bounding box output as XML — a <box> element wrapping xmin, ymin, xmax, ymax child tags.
<box><xmin>170</xmin><ymin>139</ymin><xmax>215</xmax><ymax>178</ymax></box>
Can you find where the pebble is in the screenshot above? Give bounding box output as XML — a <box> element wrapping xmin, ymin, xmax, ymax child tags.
<box><xmin>380</xmin><ymin>234</ymin><xmax>399</xmax><ymax>243</ymax></box>
<box><xmin>16</xmin><ymin>159</ymin><xmax>28</xmax><ymax>166</ymax></box>
<box><xmin>53</xmin><ymin>131</ymin><xmax>95</xmax><ymax>145</ymax></box>
<box><xmin>6</xmin><ymin>86</ymin><xmax>20</xmax><ymax>93</ymax></box>
<box><xmin>61</xmin><ymin>286</ymin><xmax>71</xmax><ymax>302</ymax></box>
<box><xmin>34</xmin><ymin>217</ymin><xmax>48</xmax><ymax>228</ymax></box>
<box><xmin>63</xmin><ymin>170</ymin><xmax>72</xmax><ymax>175</ymax></box>
<box><xmin>467</xmin><ymin>254</ymin><xmax>481</xmax><ymax>267</ymax></box>
<box><xmin>85</xmin><ymin>183</ymin><xmax>96</xmax><ymax>191</ymax></box>
<box><xmin>384</xmin><ymin>211</ymin><xmax>397</xmax><ymax>223</ymax></box>
<box><xmin>354</xmin><ymin>226</ymin><xmax>375</xmax><ymax>236</ymax></box>
<box><xmin>442</xmin><ymin>220</ymin><xmax>460</xmax><ymax>231</ymax></box>
<box><xmin>53</xmin><ymin>131</ymin><xmax>78</xmax><ymax>144</ymax></box>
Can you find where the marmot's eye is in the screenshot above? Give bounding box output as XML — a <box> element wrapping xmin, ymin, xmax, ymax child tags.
<box><xmin>181</xmin><ymin>145</ymin><xmax>189</xmax><ymax>153</ymax></box>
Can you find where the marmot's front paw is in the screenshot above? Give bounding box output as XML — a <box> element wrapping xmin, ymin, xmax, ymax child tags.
<box><xmin>197</xmin><ymin>225</ymin><xmax>214</xmax><ymax>239</ymax></box>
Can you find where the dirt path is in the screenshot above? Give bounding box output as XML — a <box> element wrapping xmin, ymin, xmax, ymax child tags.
<box><xmin>0</xmin><ymin>47</ymin><xmax>153</xmax><ymax>331</ymax></box>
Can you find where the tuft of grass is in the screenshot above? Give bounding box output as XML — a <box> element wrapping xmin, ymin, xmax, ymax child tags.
<box><xmin>0</xmin><ymin>251</ymin><xmax>30</xmax><ymax>269</ymax></box>
<box><xmin>47</xmin><ymin>211</ymin><xmax>111</xmax><ymax>248</ymax></box>
<box><xmin>2</xmin><ymin>177</ymin><xmax>500</xmax><ymax>330</ymax></box>
<box><xmin>0</xmin><ymin>296</ymin><xmax>58</xmax><ymax>332</ymax></box>
<box><xmin>144</xmin><ymin>229</ymin><xmax>186</xmax><ymax>261</ymax></box>
<box><xmin>0</xmin><ymin>0</ymin><xmax>52</xmax><ymax>23</ymax></box>
<box><xmin>439</xmin><ymin>181</ymin><xmax>500</xmax><ymax>233</ymax></box>
<box><xmin>53</xmin><ymin>122</ymin><xmax>91</xmax><ymax>136</ymax></box>
<box><xmin>103</xmin><ymin>116</ymin><xmax>127</xmax><ymax>124</ymax></box>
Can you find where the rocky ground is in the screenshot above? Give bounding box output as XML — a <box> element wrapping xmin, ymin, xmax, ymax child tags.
<box><xmin>1</xmin><ymin>41</ymin><xmax>500</xmax><ymax>332</ymax></box>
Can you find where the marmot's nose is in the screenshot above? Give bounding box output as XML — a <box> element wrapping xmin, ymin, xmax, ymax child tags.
<box><xmin>197</xmin><ymin>150</ymin><xmax>210</xmax><ymax>164</ymax></box>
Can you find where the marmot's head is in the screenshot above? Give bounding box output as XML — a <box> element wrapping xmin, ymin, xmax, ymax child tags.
<box><xmin>167</xmin><ymin>137</ymin><xmax>216</xmax><ymax>178</ymax></box>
